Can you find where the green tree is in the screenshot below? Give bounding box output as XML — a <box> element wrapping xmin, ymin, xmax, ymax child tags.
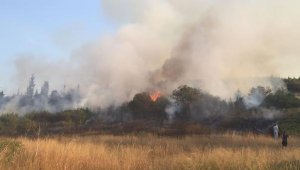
<box><xmin>71</xmin><ymin>108</ymin><xmax>93</xmax><ymax>127</ymax></box>
<box><xmin>284</xmin><ymin>77</ymin><xmax>300</xmax><ymax>93</ymax></box>
<box><xmin>129</xmin><ymin>92</ymin><xmax>152</xmax><ymax>119</ymax></box>
<box><xmin>171</xmin><ymin>85</ymin><xmax>201</xmax><ymax>120</ymax></box>
<box><xmin>264</xmin><ymin>89</ymin><xmax>300</xmax><ymax>108</ymax></box>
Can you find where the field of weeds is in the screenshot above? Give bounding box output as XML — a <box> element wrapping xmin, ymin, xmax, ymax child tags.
<box><xmin>0</xmin><ymin>134</ymin><xmax>299</xmax><ymax>170</ymax></box>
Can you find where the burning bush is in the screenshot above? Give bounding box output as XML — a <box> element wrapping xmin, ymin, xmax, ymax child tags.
<box><xmin>128</xmin><ymin>92</ymin><xmax>169</xmax><ymax>121</ymax></box>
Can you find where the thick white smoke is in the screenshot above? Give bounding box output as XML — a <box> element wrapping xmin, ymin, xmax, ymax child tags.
<box><xmin>12</xmin><ymin>0</ymin><xmax>300</xmax><ymax>108</ymax></box>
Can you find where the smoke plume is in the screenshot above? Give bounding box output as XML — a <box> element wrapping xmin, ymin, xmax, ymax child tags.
<box><xmin>11</xmin><ymin>0</ymin><xmax>300</xmax><ymax>109</ymax></box>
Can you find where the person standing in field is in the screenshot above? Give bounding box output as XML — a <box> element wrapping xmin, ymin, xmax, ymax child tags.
<box><xmin>282</xmin><ymin>131</ymin><xmax>288</xmax><ymax>147</ymax></box>
<box><xmin>273</xmin><ymin>124</ymin><xmax>279</xmax><ymax>139</ymax></box>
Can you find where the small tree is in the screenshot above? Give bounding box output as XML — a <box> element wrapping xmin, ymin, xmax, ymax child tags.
<box><xmin>26</xmin><ymin>75</ymin><xmax>35</xmax><ymax>98</ymax></box>
<box><xmin>40</xmin><ymin>81</ymin><xmax>49</xmax><ymax>97</ymax></box>
<box><xmin>233</xmin><ymin>90</ymin><xmax>246</xmax><ymax>114</ymax></box>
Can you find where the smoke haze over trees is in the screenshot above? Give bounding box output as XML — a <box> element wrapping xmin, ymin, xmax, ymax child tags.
<box><xmin>0</xmin><ymin>75</ymin><xmax>300</xmax><ymax>135</ymax></box>
<box><xmin>1</xmin><ymin>75</ymin><xmax>300</xmax><ymax>117</ymax></box>
<box><xmin>2</xmin><ymin>1</ymin><xmax>300</xmax><ymax>135</ymax></box>
<box><xmin>0</xmin><ymin>83</ymin><xmax>300</xmax><ymax>135</ymax></box>
<box><xmin>8</xmin><ymin>0</ymin><xmax>300</xmax><ymax>109</ymax></box>
<box><xmin>0</xmin><ymin>75</ymin><xmax>81</xmax><ymax>114</ymax></box>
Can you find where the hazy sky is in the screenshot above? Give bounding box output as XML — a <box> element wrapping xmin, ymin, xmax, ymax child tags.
<box><xmin>0</xmin><ymin>0</ymin><xmax>115</xmax><ymax>92</ymax></box>
<box><xmin>1</xmin><ymin>0</ymin><xmax>299</xmax><ymax>97</ymax></box>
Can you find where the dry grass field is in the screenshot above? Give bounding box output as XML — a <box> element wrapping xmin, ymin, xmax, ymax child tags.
<box><xmin>0</xmin><ymin>133</ymin><xmax>299</xmax><ymax>170</ymax></box>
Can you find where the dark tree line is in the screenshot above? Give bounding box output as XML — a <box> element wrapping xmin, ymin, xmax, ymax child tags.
<box><xmin>0</xmin><ymin>76</ymin><xmax>300</xmax><ymax>135</ymax></box>
<box><xmin>284</xmin><ymin>77</ymin><xmax>300</xmax><ymax>93</ymax></box>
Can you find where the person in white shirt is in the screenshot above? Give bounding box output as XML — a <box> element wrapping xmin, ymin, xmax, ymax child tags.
<box><xmin>273</xmin><ymin>124</ymin><xmax>279</xmax><ymax>139</ymax></box>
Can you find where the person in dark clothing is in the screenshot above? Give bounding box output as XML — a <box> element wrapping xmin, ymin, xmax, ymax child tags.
<box><xmin>282</xmin><ymin>131</ymin><xmax>288</xmax><ymax>147</ymax></box>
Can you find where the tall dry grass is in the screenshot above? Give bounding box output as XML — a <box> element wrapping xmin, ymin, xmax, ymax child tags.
<box><xmin>0</xmin><ymin>133</ymin><xmax>299</xmax><ymax>170</ymax></box>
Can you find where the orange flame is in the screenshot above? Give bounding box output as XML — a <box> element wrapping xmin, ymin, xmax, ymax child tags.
<box><xmin>150</xmin><ymin>91</ymin><xmax>161</xmax><ymax>102</ymax></box>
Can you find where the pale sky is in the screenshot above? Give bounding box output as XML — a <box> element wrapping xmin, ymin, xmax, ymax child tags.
<box><xmin>0</xmin><ymin>0</ymin><xmax>115</xmax><ymax>92</ymax></box>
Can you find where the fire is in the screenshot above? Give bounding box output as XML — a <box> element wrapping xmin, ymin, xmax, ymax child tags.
<box><xmin>150</xmin><ymin>91</ymin><xmax>161</xmax><ymax>102</ymax></box>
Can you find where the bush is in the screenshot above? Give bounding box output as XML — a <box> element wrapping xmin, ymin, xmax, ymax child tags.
<box><xmin>0</xmin><ymin>114</ymin><xmax>19</xmax><ymax>135</ymax></box>
<box><xmin>129</xmin><ymin>93</ymin><xmax>168</xmax><ymax>121</ymax></box>
<box><xmin>264</xmin><ymin>89</ymin><xmax>300</xmax><ymax>108</ymax></box>
<box><xmin>17</xmin><ymin>118</ymin><xmax>38</xmax><ymax>135</ymax></box>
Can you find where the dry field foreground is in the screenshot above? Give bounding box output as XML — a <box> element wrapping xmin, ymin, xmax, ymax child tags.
<box><xmin>0</xmin><ymin>134</ymin><xmax>299</xmax><ymax>170</ymax></box>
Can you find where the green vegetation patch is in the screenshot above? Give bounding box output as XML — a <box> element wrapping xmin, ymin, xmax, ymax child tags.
<box><xmin>279</xmin><ymin>109</ymin><xmax>300</xmax><ymax>135</ymax></box>
<box><xmin>0</xmin><ymin>140</ymin><xmax>23</xmax><ymax>163</ymax></box>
